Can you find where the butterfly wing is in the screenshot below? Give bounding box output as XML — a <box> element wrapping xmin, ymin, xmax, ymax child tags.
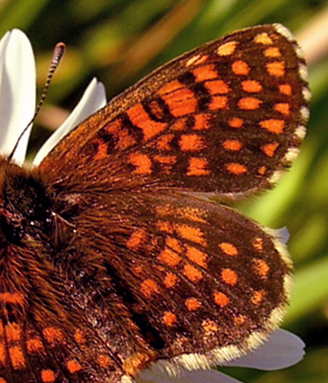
<box><xmin>39</xmin><ymin>24</ymin><xmax>309</xmax><ymax>196</ymax></box>
<box><xmin>0</xmin><ymin>24</ymin><xmax>309</xmax><ymax>383</ymax></box>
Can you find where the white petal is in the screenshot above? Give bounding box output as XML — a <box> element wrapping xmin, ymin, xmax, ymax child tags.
<box><xmin>33</xmin><ymin>77</ymin><xmax>106</xmax><ymax>165</ymax></box>
<box><xmin>138</xmin><ymin>369</ymin><xmax>244</xmax><ymax>383</ymax></box>
<box><xmin>224</xmin><ymin>329</ymin><xmax>305</xmax><ymax>370</ymax></box>
<box><xmin>0</xmin><ymin>29</ymin><xmax>36</xmax><ymax>164</ymax></box>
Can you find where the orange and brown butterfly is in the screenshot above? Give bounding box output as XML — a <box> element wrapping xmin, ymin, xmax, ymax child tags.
<box><xmin>0</xmin><ymin>24</ymin><xmax>309</xmax><ymax>383</ymax></box>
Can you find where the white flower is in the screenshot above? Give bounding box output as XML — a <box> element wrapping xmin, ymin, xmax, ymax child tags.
<box><xmin>0</xmin><ymin>29</ymin><xmax>106</xmax><ymax>165</ymax></box>
<box><xmin>0</xmin><ymin>29</ymin><xmax>305</xmax><ymax>383</ymax></box>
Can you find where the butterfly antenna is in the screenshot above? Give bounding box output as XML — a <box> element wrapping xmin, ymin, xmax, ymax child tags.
<box><xmin>8</xmin><ymin>42</ymin><xmax>66</xmax><ymax>161</ymax></box>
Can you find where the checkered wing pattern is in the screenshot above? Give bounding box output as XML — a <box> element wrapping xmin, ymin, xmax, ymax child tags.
<box><xmin>40</xmin><ymin>24</ymin><xmax>309</xmax><ymax>196</ymax></box>
<box><xmin>0</xmin><ymin>24</ymin><xmax>309</xmax><ymax>383</ymax></box>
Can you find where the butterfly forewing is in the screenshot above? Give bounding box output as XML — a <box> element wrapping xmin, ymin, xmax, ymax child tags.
<box><xmin>39</xmin><ymin>24</ymin><xmax>309</xmax><ymax>196</ymax></box>
<box><xmin>0</xmin><ymin>24</ymin><xmax>309</xmax><ymax>383</ymax></box>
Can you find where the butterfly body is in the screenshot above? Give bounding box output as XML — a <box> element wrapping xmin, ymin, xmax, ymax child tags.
<box><xmin>0</xmin><ymin>24</ymin><xmax>309</xmax><ymax>383</ymax></box>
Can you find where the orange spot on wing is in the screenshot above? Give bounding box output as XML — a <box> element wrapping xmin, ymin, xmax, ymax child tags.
<box><xmin>258</xmin><ymin>166</ymin><xmax>267</xmax><ymax>175</ymax></box>
<box><xmin>209</xmin><ymin>95</ymin><xmax>228</xmax><ymax>110</ymax></box>
<box><xmin>264</xmin><ymin>47</ymin><xmax>281</xmax><ymax>57</ymax></box>
<box><xmin>140</xmin><ymin>279</ymin><xmax>160</xmax><ymax>298</ymax></box>
<box><xmin>116</xmin><ymin>129</ymin><xmax>136</xmax><ymax>150</ymax></box>
<box><xmin>158</xmin><ymin>247</ymin><xmax>182</xmax><ymax>267</ymax></box>
<box><xmin>193</xmin><ymin>113</ymin><xmax>211</xmax><ymax>130</ymax></box>
<box><xmin>213</xmin><ymin>291</ymin><xmax>230</xmax><ymax>307</ymax></box>
<box><xmin>187</xmin><ymin>157</ymin><xmax>210</xmax><ymax>176</ymax></box>
<box><xmin>98</xmin><ymin>354</ymin><xmax>112</xmax><ymax>368</ymax></box>
<box><xmin>67</xmin><ymin>360</ymin><xmax>82</xmax><ymax>374</ymax></box>
<box><xmin>166</xmin><ymin>237</ymin><xmax>182</xmax><ymax>253</ymax></box>
<box><xmin>251</xmin><ymin>290</ymin><xmax>265</xmax><ymax>305</ymax></box>
<box><xmin>5</xmin><ymin>323</ymin><xmax>21</xmax><ymax>342</ymax></box>
<box><xmin>156</xmin><ymin>220</ymin><xmax>174</xmax><ymax>233</ymax></box>
<box><xmin>106</xmin><ymin>119</ymin><xmax>136</xmax><ymax>150</ymax></box>
<box><xmin>9</xmin><ymin>346</ymin><xmax>25</xmax><ymax>369</ymax></box>
<box><xmin>123</xmin><ymin>352</ymin><xmax>155</xmax><ymax>375</ymax></box>
<box><xmin>155</xmin><ymin>133</ymin><xmax>175</xmax><ymax>149</ymax></box>
<box><xmin>105</xmin><ymin>117</ymin><xmax>122</xmax><ymax>133</ymax></box>
<box><xmin>127</xmin><ymin>103</ymin><xmax>167</xmax><ymax>141</ymax></box>
<box><xmin>177</xmin><ymin>207</ymin><xmax>206</xmax><ymax>223</ymax></box>
<box><xmin>274</xmin><ymin>103</ymin><xmax>290</xmax><ymax>115</ymax></box>
<box><xmin>185</xmin><ymin>297</ymin><xmax>201</xmax><ymax>311</ymax></box>
<box><xmin>219</xmin><ymin>242</ymin><xmax>238</xmax><ymax>256</ymax></box>
<box><xmin>226</xmin><ymin>163</ymin><xmax>247</xmax><ymax>175</ymax></box>
<box><xmin>153</xmin><ymin>155</ymin><xmax>177</xmax><ymax>165</ymax></box>
<box><xmin>159</xmin><ymin>82</ymin><xmax>198</xmax><ymax>117</ymax></box>
<box><xmin>175</xmin><ymin>224</ymin><xmax>206</xmax><ymax>246</ymax></box>
<box><xmin>26</xmin><ymin>338</ymin><xmax>45</xmax><ymax>354</ymax></box>
<box><xmin>262</xmin><ymin>142</ymin><xmax>279</xmax><ymax>157</ymax></box>
<box><xmin>129</xmin><ymin>152</ymin><xmax>152</xmax><ymax>175</ymax></box>
<box><xmin>253</xmin><ymin>237</ymin><xmax>264</xmax><ymax>251</ymax></box>
<box><xmin>267</xmin><ymin>61</ymin><xmax>285</xmax><ymax>77</ymax></box>
<box><xmin>179</xmin><ymin>134</ymin><xmax>204</xmax><ymax>151</ymax></box>
<box><xmin>186</xmin><ymin>54</ymin><xmax>209</xmax><ymax>67</ymax></box>
<box><xmin>183</xmin><ymin>264</ymin><xmax>203</xmax><ymax>282</ymax></box>
<box><xmin>228</xmin><ymin>117</ymin><xmax>244</xmax><ymax>128</ymax></box>
<box><xmin>254</xmin><ymin>32</ymin><xmax>273</xmax><ymax>45</ymax></box>
<box><xmin>260</xmin><ymin>119</ymin><xmax>285</xmax><ymax>134</ymax></box>
<box><xmin>238</xmin><ymin>97</ymin><xmax>261</xmax><ymax>110</ymax></box>
<box><xmin>93</xmin><ymin>139</ymin><xmax>108</xmax><ymax>160</ymax></box>
<box><xmin>159</xmin><ymin>80</ymin><xmax>184</xmax><ymax>94</ymax></box>
<box><xmin>127</xmin><ymin>229</ymin><xmax>147</xmax><ymax>250</ymax></box>
<box><xmin>0</xmin><ymin>292</ymin><xmax>24</xmax><ymax>305</ymax></box>
<box><xmin>253</xmin><ymin>259</ymin><xmax>270</xmax><ymax>279</ymax></box>
<box><xmin>193</xmin><ymin>64</ymin><xmax>218</xmax><ymax>81</ymax></box>
<box><xmin>217</xmin><ymin>41</ymin><xmax>238</xmax><ymax>56</ymax></box>
<box><xmin>205</xmin><ymin>80</ymin><xmax>230</xmax><ymax>95</ymax></box>
<box><xmin>234</xmin><ymin>314</ymin><xmax>247</xmax><ymax>325</ymax></box>
<box><xmin>241</xmin><ymin>80</ymin><xmax>263</xmax><ymax>93</ymax></box>
<box><xmin>163</xmin><ymin>312</ymin><xmax>177</xmax><ymax>326</ymax></box>
<box><xmin>222</xmin><ymin>139</ymin><xmax>243</xmax><ymax>151</ymax></box>
<box><xmin>0</xmin><ymin>343</ymin><xmax>7</xmax><ymax>366</ymax></box>
<box><xmin>164</xmin><ymin>272</ymin><xmax>178</xmax><ymax>288</ymax></box>
<box><xmin>221</xmin><ymin>268</ymin><xmax>238</xmax><ymax>285</ymax></box>
<box><xmin>43</xmin><ymin>327</ymin><xmax>64</xmax><ymax>345</ymax></box>
<box><xmin>185</xmin><ymin>245</ymin><xmax>207</xmax><ymax>267</ymax></box>
<box><xmin>202</xmin><ymin>318</ymin><xmax>219</xmax><ymax>334</ymax></box>
<box><xmin>41</xmin><ymin>369</ymin><xmax>56</xmax><ymax>383</ymax></box>
<box><xmin>279</xmin><ymin>84</ymin><xmax>292</xmax><ymax>96</ymax></box>
<box><xmin>232</xmin><ymin>60</ymin><xmax>250</xmax><ymax>75</ymax></box>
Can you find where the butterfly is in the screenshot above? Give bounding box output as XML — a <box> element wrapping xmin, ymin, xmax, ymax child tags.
<box><xmin>0</xmin><ymin>24</ymin><xmax>309</xmax><ymax>383</ymax></box>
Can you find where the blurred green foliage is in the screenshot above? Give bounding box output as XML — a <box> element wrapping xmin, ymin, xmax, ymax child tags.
<box><xmin>0</xmin><ymin>0</ymin><xmax>328</xmax><ymax>382</ymax></box>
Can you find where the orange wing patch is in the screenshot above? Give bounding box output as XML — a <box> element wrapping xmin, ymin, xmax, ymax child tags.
<box><xmin>232</xmin><ymin>60</ymin><xmax>250</xmax><ymax>75</ymax></box>
<box><xmin>266</xmin><ymin>61</ymin><xmax>285</xmax><ymax>77</ymax></box>
<box><xmin>238</xmin><ymin>97</ymin><xmax>261</xmax><ymax>110</ymax></box>
<box><xmin>185</xmin><ymin>297</ymin><xmax>202</xmax><ymax>311</ymax></box>
<box><xmin>259</xmin><ymin>119</ymin><xmax>285</xmax><ymax>134</ymax></box>
<box><xmin>41</xmin><ymin>369</ymin><xmax>56</xmax><ymax>383</ymax></box>
<box><xmin>127</xmin><ymin>103</ymin><xmax>167</xmax><ymax>141</ymax></box>
<box><xmin>193</xmin><ymin>64</ymin><xmax>218</xmax><ymax>81</ymax></box>
<box><xmin>179</xmin><ymin>134</ymin><xmax>205</xmax><ymax>151</ymax></box>
<box><xmin>213</xmin><ymin>291</ymin><xmax>230</xmax><ymax>307</ymax></box>
<box><xmin>129</xmin><ymin>152</ymin><xmax>152</xmax><ymax>175</ymax></box>
<box><xmin>187</xmin><ymin>157</ymin><xmax>210</xmax><ymax>176</ymax></box>
<box><xmin>158</xmin><ymin>80</ymin><xmax>198</xmax><ymax>117</ymax></box>
<box><xmin>221</xmin><ymin>268</ymin><xmax>238</xmax><ymax>286</ymax></box>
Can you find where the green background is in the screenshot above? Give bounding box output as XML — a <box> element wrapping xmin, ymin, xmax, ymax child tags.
<box><xmin>1</xmin><ymin>0</ymin><xmax>327</xmax><ymax>382</ymax></box>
